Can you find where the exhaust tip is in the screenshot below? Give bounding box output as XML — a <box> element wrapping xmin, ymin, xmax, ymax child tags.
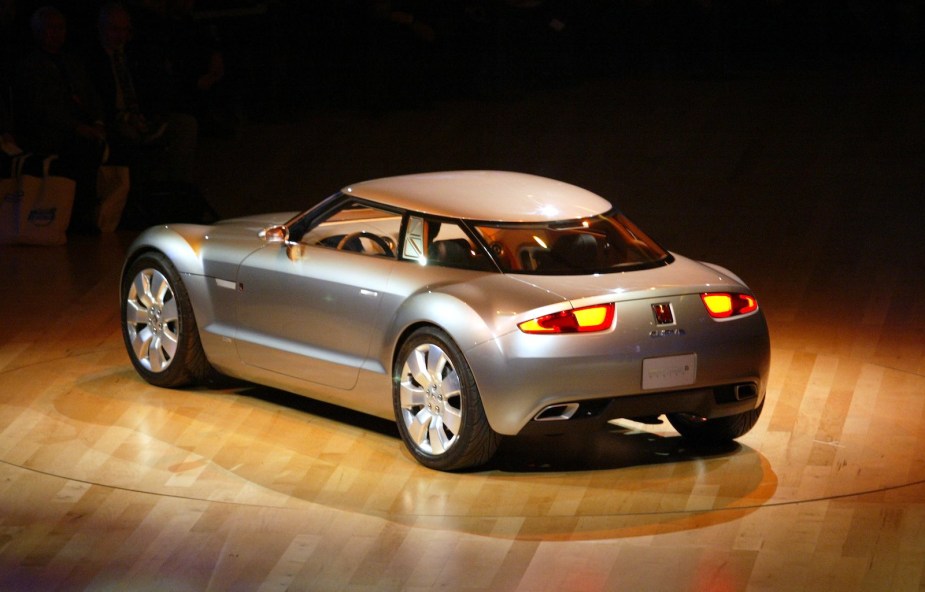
<box><xmin>734</xmin><ymin>383</ymin><xmax>758</xmax><ymax>400</ymax></box>
<box><xmin>534</xmin><ymin>403</ymin><xmax>580</xmax><ymax>421</ymax></box>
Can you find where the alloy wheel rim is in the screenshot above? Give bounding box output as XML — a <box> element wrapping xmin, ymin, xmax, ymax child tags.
<box><xmin>125</xmin><ymin>268</ymin><xmax>179</xmax><ymax>373</ymax></box>
<box><xmin>399</xmin><ymin>342</ymin><xmax>463</xmax><ymax>455</ymax></box>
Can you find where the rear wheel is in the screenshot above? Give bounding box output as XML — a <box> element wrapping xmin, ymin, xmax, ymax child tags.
<box><xmin>667</xmin><ymin>401</ymin><xmax>764</xmax><ymax>442</ymax></box>
<box><xmin>121</xmin><ymin>252</ymin><xmax>213</xmax><ymax>388</ymax></box>
<box><xmin>393</xmin><ymin>326</ymin><xmax>500</xmax><ymax>471</ymax></box>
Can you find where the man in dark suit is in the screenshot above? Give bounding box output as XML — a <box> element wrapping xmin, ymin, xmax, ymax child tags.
<box><xmin>86</xmin><ymin>2</ymin><xmax>197</xmax><ymax>185</ymax></box>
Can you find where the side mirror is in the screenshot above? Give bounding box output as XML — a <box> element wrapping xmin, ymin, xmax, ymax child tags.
<box><xmin>260</xmin><ymin>225</ymin><xmax>289</xmax><ymax>243</ymax></box>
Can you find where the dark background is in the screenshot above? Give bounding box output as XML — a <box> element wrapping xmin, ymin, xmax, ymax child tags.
<box><xmin>6</xmin><ymin>1</ymin><xmax>924</xmax><ymax>116</ymax></box>
<box><xmin>164</xmin><ymin>1</ymin><xmax>924</xmax><ymax>353</ymax></box>
<box><xmin>4</xmin><ymin>0</ymin><xmax>923</xmax><ymax>307</ymax></box>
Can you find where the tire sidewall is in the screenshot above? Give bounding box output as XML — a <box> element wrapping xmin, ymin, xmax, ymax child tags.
<box><xmin>392</xmin><ymin>326</ymin><xmax>493</xmax><ymax>471</ymax></box>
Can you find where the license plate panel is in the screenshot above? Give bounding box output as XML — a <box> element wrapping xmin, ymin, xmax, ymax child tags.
<box><xmin>642</xmin><ymin>353</ymin><xmax>697</xmax><ymax>390</ymax></box>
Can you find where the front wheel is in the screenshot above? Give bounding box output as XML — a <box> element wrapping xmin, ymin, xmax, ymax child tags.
<box><xmin>121</xmin><ymin>251</ymin><xmax>213</xmax><ymax>388</ymax></box>
<box><xmin>393</xmin><ymin>327</ymin><xmax>501</xmax><ymax>471</ymax></box>
<box><xmin>667</xmin><ymin>401</ymin><xmax>764</xmax><ymax>443</ymax></box>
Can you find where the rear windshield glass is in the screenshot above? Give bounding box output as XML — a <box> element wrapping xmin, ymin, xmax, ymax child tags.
<box><xmin>471</xmin><ymin>209</ymin><xmax>671</xmax><ymax>274</ymax></box>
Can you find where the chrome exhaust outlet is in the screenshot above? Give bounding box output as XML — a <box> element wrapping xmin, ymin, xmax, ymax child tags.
<box><xmin>534</xmin><ymin>403</ymin><xmax>580</xmax><ymax>421</ymax></box>
<box><xmin>734</xmin><ymin>383</ymin><xmax>758</xmax><ymax>400</ymax></box>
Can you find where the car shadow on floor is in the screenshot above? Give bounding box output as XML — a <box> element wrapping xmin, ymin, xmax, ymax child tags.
<box><xmin>243</xmin><ymin>385</ymin><xmax>743</xmax><ymax>474</ymax></box>
<box><xmin>491</xmin><ymin>426</ymin><xmax>741</xmax><ymax>473</ymax></box>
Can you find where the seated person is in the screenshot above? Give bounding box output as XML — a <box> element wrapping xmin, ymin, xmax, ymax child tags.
<box><xmin>14</xmin><ymin>6</ymin><xmax>107</xmax><ymax>232</ymax></box>
<box><xmin>85</xmin><ymin>2</ymin><xmax>197</xmax><ymax>186</ymax></box>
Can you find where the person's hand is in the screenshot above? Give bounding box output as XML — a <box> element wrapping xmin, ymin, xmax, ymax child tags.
<box><xmin>198</xmin><ymin>52</ymin><xmax>225</xmax><ymax>90</ymax></box>
<box><xmin>127</xmin><ymin>112</ymin><xmax>150</xmax><ymax>134</ymax></box>
<box><xmin>1</xmin><ymin>132</ymin><xmax>22</xmax><ymax>156</ymax></box>
<box><xmin>76</xmin><ymin>122</ymin><xmax>107</xmax><ymax>143</ymax></box>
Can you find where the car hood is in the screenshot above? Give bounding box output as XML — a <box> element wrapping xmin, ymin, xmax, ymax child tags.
<box><xmin>146</xmin><ymin>213</ymin><xmax>300</xmax><ymax>279</ymax></box>
<box><xmin>201</xmin><ymin>212</ymin><xmax>298</xmax><ymax>258</ymax></box>
<box><xmin>507</xmin><ymin>254</ymin><xmax>750</xmax><ymax>305</ymax></box>
<box><xmin>211</xmin><ymin>212</ymin><xmax>298</xmax><ymax>235</ymax></box>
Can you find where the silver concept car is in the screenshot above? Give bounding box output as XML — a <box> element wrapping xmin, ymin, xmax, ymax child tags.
<box><xmin>121</xmin><ymin>171</ymin><xmax>770</xmax><ymax>470</ymax></box>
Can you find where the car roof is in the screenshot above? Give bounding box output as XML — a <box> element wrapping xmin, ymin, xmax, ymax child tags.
<box><xmin>342</xmin><ymin>170</ymin><xmax>613</xmax><ymax>222</ymax></box>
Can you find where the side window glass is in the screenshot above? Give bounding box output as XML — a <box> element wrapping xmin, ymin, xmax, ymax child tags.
<box><xmin>424</xmin><ymin>219</ymin><xmax>493</xmax><ymax>271</ymax></box>
<box><xmin>301</xmin><ymin>201</ymin><xmax>400</xmax><ymax>258</ymax></box>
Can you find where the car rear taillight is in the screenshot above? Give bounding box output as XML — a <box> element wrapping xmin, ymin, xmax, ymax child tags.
<box><xmin>518</xmin><ymin>303</ymin><xmax>615</xmax><ymax>334</ymax></box>
<box><xmin>701</xmin><ymin>293</ymin><xmax>758</xmax><ymax>318</ymax></box>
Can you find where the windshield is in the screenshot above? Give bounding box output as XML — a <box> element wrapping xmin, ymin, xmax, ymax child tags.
<box><xmin>471</xmin><ymin>209</ymin><xmax>671</xmax><ymax>274</ymax></box>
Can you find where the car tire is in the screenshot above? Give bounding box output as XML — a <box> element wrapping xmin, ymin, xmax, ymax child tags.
<box><xmin>667</xmin><ymin>401</ymin><xmax>764</xmax><ymax>443</ymax></box>
<box><xmin>121</xmin><ymin>251</ymin><xmax>213</xmax><ymax>388</ymax></box>
<box><xmin>393</xmin><ymin>326</ymin><xmax>501</xmax><ymax>471</ymax></box>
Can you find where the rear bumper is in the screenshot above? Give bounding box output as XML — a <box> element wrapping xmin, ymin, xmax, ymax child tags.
<box><xmin>466</xmin><ymin>296</ymin><xmax>771</xmax><ymax>436</ymax></box>
<box><xmin>517</xmin><ymin>381</ymin><xmax>764</xmax><ymax>436</ymax></box>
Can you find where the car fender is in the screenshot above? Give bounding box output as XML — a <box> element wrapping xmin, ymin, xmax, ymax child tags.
<box><xmin>121</xmin><ymin>224</ymin><xmax>233</xmax><ymax>362</ymax></box>
<box><xmin>123</xmin><ymin>224</ymin><xmax>212</xmax><ymax>277</ymax></box>
<box><xmin>371</xmin><ymin>273</ymin><xmax>564</xmax><ymax>402</ymax></box>
<box><xmin>375</xmin><ymin>289</ymin><xmax>498</xmax><ymax>375</ymax></box>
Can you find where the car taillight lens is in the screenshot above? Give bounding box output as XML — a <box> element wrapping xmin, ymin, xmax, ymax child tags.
<box><xmin>518</xmin><ymin>303</ymin><xmax>615</xmax><ymax>334</ymax></box>
<box><xmin>701</xmin><ymin>293</ymin><xmax>758</xmax><ymax>318</ymax></box>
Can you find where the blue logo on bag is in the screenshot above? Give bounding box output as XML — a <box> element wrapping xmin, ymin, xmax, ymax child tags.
<box><xmin>28</xmin><ymin>207</ymin><xmax>57</xmax><ymax>227</ymax></box>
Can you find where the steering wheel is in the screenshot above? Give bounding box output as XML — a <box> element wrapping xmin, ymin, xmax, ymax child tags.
<box><xmin>336</xmin><ymin>231</ymin><xmax>395</xmax><ymax>257</ymax></box>
<box><xmin>489</xmin><ymin>241</ymin><xmax>514</xmax><ymax>271</ymax></box>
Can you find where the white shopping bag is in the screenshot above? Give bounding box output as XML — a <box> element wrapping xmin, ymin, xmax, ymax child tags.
<box><xmin>1</xmin><ymin>155</ymin><xmax>76</xmax><ymax>246</ymax></box>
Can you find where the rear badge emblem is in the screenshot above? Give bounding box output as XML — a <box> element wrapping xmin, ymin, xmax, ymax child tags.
<box><xmin>652</xmin><ymin>303</ymin><xmax>674</xmax><ymax>325</ymax></box>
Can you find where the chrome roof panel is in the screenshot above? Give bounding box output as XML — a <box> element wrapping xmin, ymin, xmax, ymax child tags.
<box><xmin>342</xmin><ymin>170</ymin><xmax>613</xmax><ymax>222</ymax></box>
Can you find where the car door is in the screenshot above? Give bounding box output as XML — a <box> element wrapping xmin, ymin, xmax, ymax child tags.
<box><xmin>234</xmin><ymin>233</ymin><xmax>397</xmax><ymax>390</ymax></box>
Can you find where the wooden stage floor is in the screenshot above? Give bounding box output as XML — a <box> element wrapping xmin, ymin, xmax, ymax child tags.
<box><xmin>1</xmin><ymin>69</ymin><xmax>923</xmax><ymax>590</ymax></box>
